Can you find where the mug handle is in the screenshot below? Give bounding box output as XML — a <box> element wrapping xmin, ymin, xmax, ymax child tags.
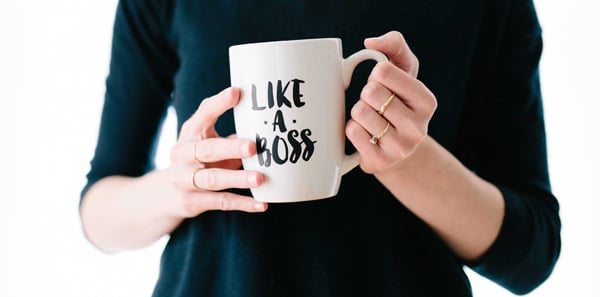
<box><xmin>340</xmin><ymin>49</ymin><xmax>389</xmax><ymax>175</ymax></box>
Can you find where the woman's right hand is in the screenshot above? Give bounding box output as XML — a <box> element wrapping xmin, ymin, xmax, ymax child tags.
<box><xmin>167</xmin><ymin>87</ymin><xmax>268</xmax><ymax>218</ymax></box>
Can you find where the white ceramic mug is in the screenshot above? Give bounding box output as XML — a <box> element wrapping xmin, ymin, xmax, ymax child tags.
<box><xmin>229</xmin><ymin>38</ymin><xmax>387</xmax><ymax>203</ymax></box>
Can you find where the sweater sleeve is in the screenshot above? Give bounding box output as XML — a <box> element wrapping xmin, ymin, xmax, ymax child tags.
<box><xmin>80</xmin><ymin>0</ymin><xmax>178</xmax><ymax>202</ymax></box>
<box><xmin>458</xmin><ymin>0</ymin><xmax>561</xmax><ymax>294</ymax></box>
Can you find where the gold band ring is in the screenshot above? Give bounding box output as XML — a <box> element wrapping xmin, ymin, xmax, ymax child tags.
<box><xmin>193</xmin><ymin>141</ymin><xmax>202</xmax><ymax>165</ymax></box>
<box><xmin>191</xmin><ymin>167</ymin><xmax>203</xmax><ymax>191</ymax></box>
<box><xmin>378</xmin><ymin>94</ymin><xmax>396</xmax><ymax>115</ymax></box>
<box><xmin>369</xmin><ymin>122</ymin><xmax>391</xmax><ymax>145</ymax></box>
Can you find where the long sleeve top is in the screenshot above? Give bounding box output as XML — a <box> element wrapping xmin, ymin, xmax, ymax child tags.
<box><xmin>82</xmin><ymin>0</ymin><xmax>561</xmax><ymax>296</ymax></box>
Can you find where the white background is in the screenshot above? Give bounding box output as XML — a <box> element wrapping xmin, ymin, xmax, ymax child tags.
<box><xmin>3</xmin><ymin>0</ymin><xmax>599</xmax><ymax>296</ymax></box>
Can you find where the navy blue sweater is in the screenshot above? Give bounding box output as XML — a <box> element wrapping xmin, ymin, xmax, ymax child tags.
<box><xmin>83</xmin><ymin>0</ymin><xmax>561</xmax><ymax>296</ymax></box>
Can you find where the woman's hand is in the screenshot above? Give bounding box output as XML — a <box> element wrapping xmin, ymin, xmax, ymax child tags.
<box><xmin>346</xmin><ymin>31</ymin><xmax>437</xmax><ymax>174</ymax></box>
<box><xmin>80</xmin><ymin>87</ymin><xmax>267</xmax><ymax>253</ymax></box>
<box><xmin>167</xmin><ymin>87</ymin><xmax>268</xmax><ymax>218</ymax></box>
<box><xmin>346</xmin><ymin>32</ymin><xmax>504</xmax><ymax>262</ymax></box>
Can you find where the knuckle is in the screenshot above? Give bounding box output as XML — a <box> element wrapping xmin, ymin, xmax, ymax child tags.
<box><xmin>412</xmin><ymin>56</ymin><xmax>420</xmax><ymax>69</ymax></box>
<box><xmin>415</xmin><ymin>83</ymin><xmax>437</xmax><ymax>115</ymax></box>
<box><xmin>428</xmin><ymin>95</ymin><xmax>438</xmax><ymax>116</ymax></box>
<box><xmin>345</xmin><ymin>121</ymin><xmax>359</xmax><ymax>138</ymax></box>
<box><xmin>414</xmin><ymin>79</ymin><xmax>427</xmax><ymax>92</ymax></box>
<box><xmin>360</xmin><ymin>81</ymin><xmax>379</xmax><ymax>100</ymax></box>
<box><xmin>197</xmin><ymin>98</ymin><xmax>210</xmax><ymax>111</ymax></box>
<box><xmin>196</xmin><ymin>140</ymin><xmax>213</xmax><ymax>161</ymax></box>
<box><xmin>179</xmin><ymin>121</ymin><xmax>192</xmax><ymax>136</ymax></box>
<box><xmin>218</xmin><ymin>195</ymin><xmax>231</xmax><ymax>211</ymax></box>
<box><xmin>371</xmin><ymin>62</ymin><xmax>393</xmax><ymax>82</ymax></box>
<box><xmin>391</xmin><ymin>31</ymin><xmax>405</xmax><ymax>43</ymax></box>
<box><xmin>418</xmin><ymin>85</ymin><xmax>438</xmax><ymax>118</ymax></box>
<box><xmin>350</xmin><ymin>101</ymin><xmax>369</xmax><ymax>119</ymax></box>
<box><xmin>202</xmin><ymin>169</ymin><xmax>218</xmax><ymax>190</ymax></box>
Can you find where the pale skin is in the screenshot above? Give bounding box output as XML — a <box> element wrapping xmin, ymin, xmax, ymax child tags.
<box><xmin>80</xmin><ymin>31</ymin><xmax>504</xmax><ymax>261</ymax></box>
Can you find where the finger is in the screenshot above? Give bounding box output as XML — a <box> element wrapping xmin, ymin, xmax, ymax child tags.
<box><xmin>180</xmin><ymin>87</ymin><xmax>241</xmax><ymax>140</ymax></box>
<box><xmin>181</xmin><ymin>191</ymin><xmax>268</xmax><ymax>215</ymax></box>
<box><xmin>364</xmin><ymin>31</ymin><xmax>419</xmax><ymax>77</ymax></box>
<box><xmin>346</xmin><ymin>116</ymin><xmax>419</xmax><ymax>174</ymax></box>
<box><xmin>359</xmin><ymin>81</ymin><xmax>413</xmax><ymax>121</ymax></box>
<box><xmin>350</xmin><ymin>100</ymin><xmax>393</xmax><ymax>140</ymax></box>
<box><xmin>345</xmin><ymin>119</ymin><xmax>384</xmax><ymax>173</ymax></box>
<box><xmin>368</xmin><ymin>62</ymin><xmax>437</xmax><ymax>117</ymax></box>
<box><xmin>184</xmin><ymin>138</ymin><xmax>256</xmax><ymax>164</ymax></box>
<box><xmin>349</xmin><ymin>96</ymin><xmax>420</xmax><ymax>156</ymax></box>
<box><xmin>190</xmin><ymin>168</ymin><xmax>264</xmax><ymax>191</ymax></box>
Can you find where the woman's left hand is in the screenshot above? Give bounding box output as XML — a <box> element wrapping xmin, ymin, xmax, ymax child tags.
<box><xmin>346</xmin><ymin>31</ymin><xmax>438</xmax><ymax>174</ymax></box>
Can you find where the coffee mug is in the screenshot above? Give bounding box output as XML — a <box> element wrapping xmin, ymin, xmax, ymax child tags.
<box><xmin>229</xmin><ymin>38</ymin><xmax>387</xmax><ymax>203</ymax></box>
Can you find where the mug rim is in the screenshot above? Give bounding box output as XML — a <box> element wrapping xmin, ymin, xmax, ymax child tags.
<box><xmin>229</xmin><ymin>37</ymin><xmax>341</xmax><ymax>50</ymax></box>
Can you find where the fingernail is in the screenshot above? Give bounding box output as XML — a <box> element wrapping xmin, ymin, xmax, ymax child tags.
<box><xmin>366</xmin><ymin>37</ymin><xmax>382</xmax><ymax>44</ymax></box>
<box><xmin>254</xmin><ymin>202</ymin><xmax>266</xmax><ymax>211</ymax></box>
<box><xmin>248</xmin><ymin>174</ymin><xmax>258</xmax><ymax>187</ymax></box>
<box><xmin>241</xmin><ymin>142</ymin><xmax>251</xmax><ymax>155</ymax></box>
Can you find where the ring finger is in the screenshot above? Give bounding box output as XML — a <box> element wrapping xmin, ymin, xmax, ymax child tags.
<box><xmin>354</xmin><ymin>82</ymin><xmax>400</xmax><ymax>138</ymax></box>
<box><xmin>350</xmin><ymin>100</ymin><xmax>394</xmax><ymax>145</ymax></box>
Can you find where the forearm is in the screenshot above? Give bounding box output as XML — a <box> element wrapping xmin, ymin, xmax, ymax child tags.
<box><xmin>79</xmin><ymin>169</ymin><xmax>182</xmax><ymax>253</ymax></box>
<box><xmin>375</xmin><ymin>136</ymin><xmax>505</xmax><ymax>261</ymax></box>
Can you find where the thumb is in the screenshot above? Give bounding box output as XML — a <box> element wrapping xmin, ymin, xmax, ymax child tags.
<box><xmin>364</xmin><ymin>31</ymin><xmax>419</xmax><ymax>77</ymax></box>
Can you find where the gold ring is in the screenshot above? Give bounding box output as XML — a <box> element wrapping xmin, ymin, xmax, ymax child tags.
<box><xmin>193</xmin><ymin>141</ymin><xmax>202</xmax><ymax>165</ymax></box>
<box><xmin>369</xmin><ymin>122</ymin><xmax>391</xmax><ymax>145</ymax></box>
<box><xmin>191</xmin><ymin>167</ymin><xmax>203</xmax><ymax>191</ymax></box>
<box><xmin>378</xmin><ymin>94</ymin><xmax>396</xmax><ymax>115</ymax></box>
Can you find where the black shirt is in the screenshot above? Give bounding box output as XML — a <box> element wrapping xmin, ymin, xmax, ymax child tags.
<box><xmin>83</xmin><ymin>0</ymin><xmax>561</xmax><ymax>296</ymax></box>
